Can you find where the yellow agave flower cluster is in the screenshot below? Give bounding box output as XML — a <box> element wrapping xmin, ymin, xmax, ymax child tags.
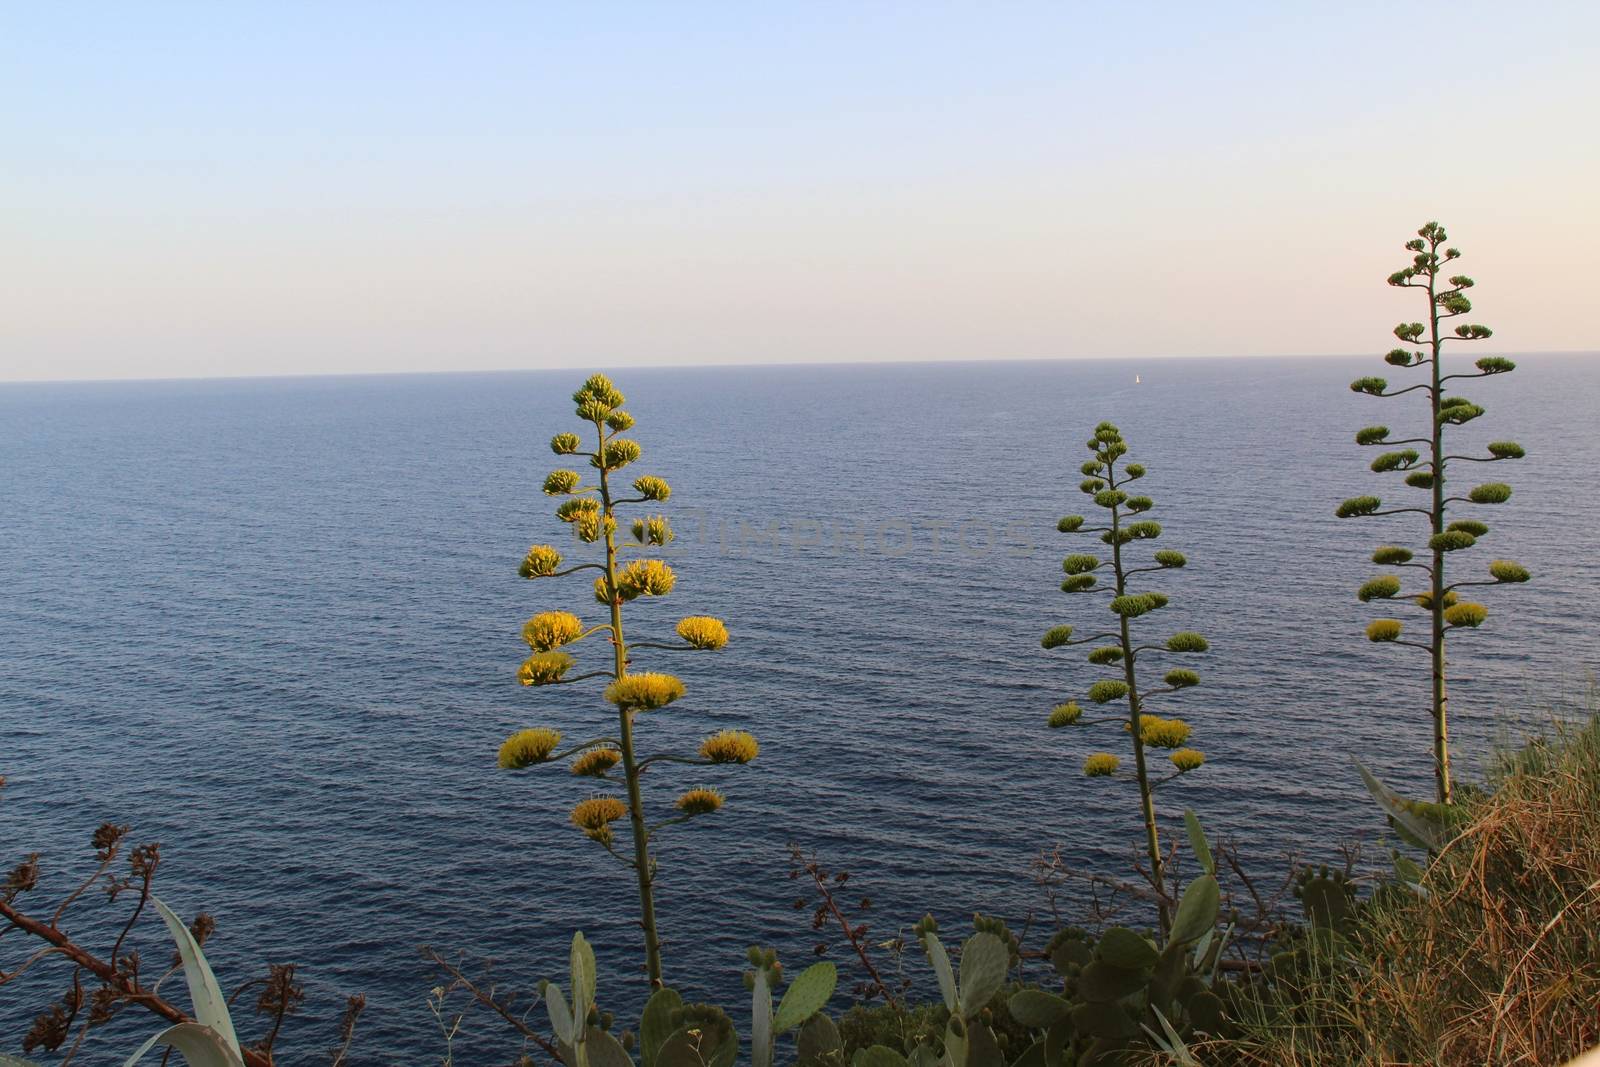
<box><xmin>498</xmin><ymin>373</ymin><xmax>759</xmax><ymax>887</ymax></box>
<box><xmin>1132</xmin><ymin>716</ymin><xmax>1191</xmax><ymax>749</ymax></box>
<box><xmin>571</xmin><ymin>796</ymin><xmax>628</xmax><ymax>843</ymax></box>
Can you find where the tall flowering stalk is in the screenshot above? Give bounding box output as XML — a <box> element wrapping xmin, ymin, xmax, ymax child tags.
<box><xmin>501</xmin><ymin>374</ymin><xmax>756</xmax><ymax>986</ymax></box>
<box><xmin>1338</xmin><ymin>222</ymin><xmax>1528</xmax><ymax>805</ymax></box>
<box><xmin>1042</xmin><ymin>422</ymin><xmax>1208</xmax><ymax>928</ymax></box>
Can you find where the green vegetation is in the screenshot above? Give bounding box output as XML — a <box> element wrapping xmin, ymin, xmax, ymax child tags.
<box><xmin>1204</xmin><ymin>715</ymin><xmax>1600</xmax><ymax>1065</ymax></box>
<box><xmin>505</xmin><ymin>373</ymin><xmax>754</xmax><ymax>985</ymax></box>
<box><xmin>1044</xmin><ymin>422</ymin><xmax>1209</xmax><ymax>928</ymax></box>
<box><xmin>531</xmin><ymin>930</ymin><xmax>839</xmax><ymax>1067</ymax></box>
<box><xmin>1338</xmin><ymin>222</ymin><xmax>1529</xmax><ymax>804</ymax></box>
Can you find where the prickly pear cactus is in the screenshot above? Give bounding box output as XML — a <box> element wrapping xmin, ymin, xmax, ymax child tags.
<box><xmin>1006</xmin><ymin>815</ymin><xmax>1231</xmax><ymax>1064</ymax></box>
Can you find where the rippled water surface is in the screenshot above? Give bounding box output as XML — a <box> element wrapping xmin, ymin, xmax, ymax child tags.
<box><xmin>2</xmin><ymin>357</ymin><xmax>1597</xmax><ymax>1060</ymax></box>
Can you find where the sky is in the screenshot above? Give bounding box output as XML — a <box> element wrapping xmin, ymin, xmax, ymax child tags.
<box><xmin>3</xmin><ymin>3</ymin><xmax>1597</xmax><ymax>382</ymax></box>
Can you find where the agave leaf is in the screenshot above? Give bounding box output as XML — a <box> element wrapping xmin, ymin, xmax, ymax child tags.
<box><xmin>752</xmin><ymin>968</ymin><xmax>774</xmax><ymax>1067</ymax></box>
<box><xmin>123</xmin><ymin>1023</ymin><xmax>244</xmax><ymax>1067</ymax></box>
<box><xmin>774</xmin><ymin>960</ymin><xmax>836</xmax><ymax>1034</ymax></box>
<box><xmin>152</xmin><ymin>899</ymin><xmax>241</xmax><ymax>1057</ymax></box>
<box><xmin>1183</xmin><ymin>809</ymin><xmax>1215</xmax><ymax>878</ymax></box>
<box><xmin>1355</xmin><ymin>760</ymin><xmax>1445</xmax><ymax>851</ymax></box>
<box><xmin>1140</xmin><ymin>1006</ymin><xmax>1200</xmax><ymax>1067</ymax></box>
<box><xmin>957</xmin><ymin>933</ymin><xmax>1008</xmax><ymax>1018</ymax></box>
<box><xmin>922</xmin><ymin>930</ymin><xmax>958</xmax><ymax>1013</ymax></box>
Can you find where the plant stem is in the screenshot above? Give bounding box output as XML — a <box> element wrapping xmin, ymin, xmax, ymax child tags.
<box><xmin>596</xmin><ymin>419</ymin><xmax>664</xmax><ymax>985</ymax></box>
<box><xmin>1426</xmin><ymin>237</ymin><xmax>1454</xmax><ymax>805</ymax></box>
<box><xmin>1106</xmin><ymin>457</ymin><xmax>1169</xmax><ymax>932</ymax></box>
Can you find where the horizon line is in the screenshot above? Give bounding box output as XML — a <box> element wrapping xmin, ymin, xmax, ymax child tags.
<box><xmin>1</xmin><ymin>348</ymin><xmax>1595</xmax><ymax>388</ymax></box>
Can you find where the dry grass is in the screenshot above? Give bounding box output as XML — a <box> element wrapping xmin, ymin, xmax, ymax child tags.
<box><xmin>1198</xmin><ymin>716</ymin><xmax>1600</xmax><ymax>1067</ymax></box>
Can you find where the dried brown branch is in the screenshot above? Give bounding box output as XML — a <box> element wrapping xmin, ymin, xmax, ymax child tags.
<box><xmin>788</xmin><ymin>845</ymin><xmax>900</xmax><ymax>1006</ymax></box>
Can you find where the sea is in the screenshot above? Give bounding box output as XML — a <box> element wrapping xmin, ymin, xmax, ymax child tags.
<box><xmin>2</xmin><ymin>356</ymin><xmax>1596</xmax><ymax>1062</ymax></box>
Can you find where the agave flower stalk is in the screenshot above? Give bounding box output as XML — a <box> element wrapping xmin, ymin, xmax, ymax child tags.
<box><xmin>1042</xmin><ymin>422</ymin><xmax>1208</xmax><ymax>929</ymax></box>
<box><xmin>1337</xmin><ymin>222</ymin><xmax>1528</xmax><ymax>805</ymax></box>
<box><xmin>501</xmin><ymin>374</ymin><xmax>756</xmax><ymax>985</ymax></box>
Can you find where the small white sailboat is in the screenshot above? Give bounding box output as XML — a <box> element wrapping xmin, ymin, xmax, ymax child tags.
<box><xmin>1135</xmin><ymin>374</ymin><xmax>1142</xmax><ymax>385</ymax></box>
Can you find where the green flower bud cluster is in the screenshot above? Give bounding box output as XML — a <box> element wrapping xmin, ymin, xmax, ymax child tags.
<box><xmin>1429</xmin><ymin>530</ymin><xmax>1476</xmax><ymax>553</ymax></box>
<box><xmin>1043</xmin><ymin>420</ymin><xmax>1210</xmax><ymax>901</ymax></box>
<box><xmin>631</xmin><ymin>515</ymin><xmax>673</xmax><ymax>545</ymax></box>
<box><xmin>1088</xmin><ymin>679</ymin><xmax>1130</xmax><ymax>704</ymax></box>
<box><xmin>544</xmin><ymin>469</ymin><xmax>582</xmax><ymax>495</ymax></box>
<box><xmin>1468</xmin><ymin>482</ymin><xmax>1512</xmax><ymax>504</ymax></box>
<box><xmin>1366</xmin><ymin>619</ymin><xmax>1403</xmax><ymax>643</ymax></box>
<box><xmin>573</xmin><ymin>373</ymin><xmax>625</xmax><ymax>421</ymax></box>
<box><xmin>1488</xmin><ymin>559</ymin><xmax>1530</xmax><ymax>583</ymax></box>
<box><xmin>596</xmin><ymin>439</ymin><xmax>642</xmax><ymax>470</ymax></box>
<box><xmin>633</xmin><ymin>475</ymin><xmax>671</xmax><ymax>501</ymax></box>
<box><xmin>1358</xmin><ymin>575</ymin><xmax>1402</xmax><ymax>602</ymax></box>
<box><xmin>1049</xmin><ymin>702</ymin><xmax>1083</xmax><ymax>728</ymax></box>
<box><xmin>520</xmin><ymin>544</ymin><xmax>564</xmax><ymax>578</ymax></box>
<box><xmin>1370</xmin><ymin>450</ymin><xmax>1419</xmax><ymax>473</ymax></box>
<box><xmin>1041</xmin><ymin>624</ymin><xmax>1075</xmax><ymax>649</ymax></box>
<box><xmin>1336</xmin><ymin>496</ymin><xmax>1382</xmax><ymax>518</ymax></box>
<box><xmin>1437</xmin><ymin>398</ymin><xmax>1484</xmax><ymax>425</ymax></box>
<box><xmin>1109</xmin><ymin>593</ymin><xmax>1164</xmax><ymax>618</ymax></box>
<box><xmin>1355</xmin><ymin>426</ymin><xmax>1390</xmax><ymax>445</ymax></box>
<box><xmin>1346</xmin><ymin>225</ymin><xmax>1527</xmax><ymax>807</ymax></box>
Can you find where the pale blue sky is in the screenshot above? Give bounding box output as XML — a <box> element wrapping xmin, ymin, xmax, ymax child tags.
<box><xmin>3</xmin><ymin>3</ymin><xmax>1597</xmax><ymax>381</ymax></box>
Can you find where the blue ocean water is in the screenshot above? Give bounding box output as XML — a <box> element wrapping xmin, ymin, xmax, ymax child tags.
<box><xmin>1</xmin><ymin>357</ymin><xmax>1596</xmax><ymax>1061</ymax></box>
